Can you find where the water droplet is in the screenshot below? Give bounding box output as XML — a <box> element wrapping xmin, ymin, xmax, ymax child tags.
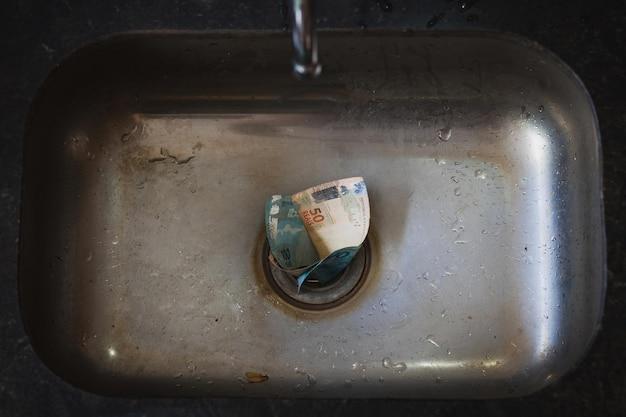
<box><xmin>294</xmin><ymin>368</ymin><xmax>317</xmax><ymax>391</ymax></box>
<box><xmin>454</xmin><ymin>187</ymin><xmax>461</xmax><ymax>196</ymax></box>
<box><xmin>379</xmin><ymin>298</ymin><xmax>388</xmax><ymax>313</ymax></box>
<box><xmin>457</xmin><ymin>0</ymin><xmax>477</xmax><ymax>12</ymax></box>
<box><xmin>538</xmin><ymin>105</ymin><xmax>544</xmax><ymax>113</ymax></box>
<box><xmin>426</xmin><ymin>335</ymin><xmax>440</xmax><ymax>348</ymax></box>
<box><xmin>382</xmin><ymin>357</ymin><xmax>407</xmax><ymax>373</ymax></box>
<box><xmin>378</xmin><ymin>0</ymin><xmax>393</xmax><ymax>12</ymax></box>
<box><xmin>352</xmin><ymin>361</ymin><xmax>368</xmax><ymax>380</ymax></box>
<box><xmin>437</xmin><ymin>127</ymin><xmax>452</xmax><ymax>142</ymax></box>
<box><xmin>474</xmin><ymin>169</ymin><xmax>486</xmax><ymax>179</ymax></box>
<box><xmin>390</xmin><ymin>312</ymin><xmax>409</xmax><ymax>329</ymax></box>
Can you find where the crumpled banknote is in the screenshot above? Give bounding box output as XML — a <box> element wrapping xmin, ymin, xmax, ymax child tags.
<box><xmin>265</xmin><ymin>177</ymin><xmax>370</xmax><ymax>289</ymax></box>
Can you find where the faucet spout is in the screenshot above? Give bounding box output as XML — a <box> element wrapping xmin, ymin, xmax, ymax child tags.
<box><xmin>291</xmin><ymin>0</ymin><xmax>321</xmax><ymax>79</ymax></box>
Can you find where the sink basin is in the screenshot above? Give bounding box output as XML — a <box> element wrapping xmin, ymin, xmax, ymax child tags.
<box><xmin>19</xmin><ymin>31</ymin><xmax>605</xmax><ymax>398</ymax></box>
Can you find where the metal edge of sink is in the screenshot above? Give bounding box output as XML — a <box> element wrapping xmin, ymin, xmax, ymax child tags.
<box><xmin>18</xmin><ymin>30</ymin><xmax>606</xmax><ymax>398</ymax></box>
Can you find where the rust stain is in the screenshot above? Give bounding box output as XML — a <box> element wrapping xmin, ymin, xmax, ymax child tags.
<box><xmin>245</xmin><ymin>371</ymin><xmax>269</xmax><ymax>383</ymax></box>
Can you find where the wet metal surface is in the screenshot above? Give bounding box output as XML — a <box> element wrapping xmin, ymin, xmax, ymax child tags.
<box><xmin>18</xmin><ymin>32</ymin><xmax>604</xmax><ymax>398</ymax></box>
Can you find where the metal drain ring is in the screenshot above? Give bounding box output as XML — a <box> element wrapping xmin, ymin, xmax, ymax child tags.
<box><xmin>262</xmin><ymin>238</ymin><xmax>371</xmax><ymax>310</ymax></box>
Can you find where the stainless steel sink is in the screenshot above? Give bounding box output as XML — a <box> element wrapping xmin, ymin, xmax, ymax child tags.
<box><xmin>19</xmin><ymin>31</ymin><xmax>605</xmax><ymax>398</ymax></box>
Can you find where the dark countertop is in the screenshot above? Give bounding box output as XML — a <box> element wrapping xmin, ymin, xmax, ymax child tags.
<box><xmin>1</xmin><ymin>1</ymin><xmax>624</xmax><ymax>416</ymax></box>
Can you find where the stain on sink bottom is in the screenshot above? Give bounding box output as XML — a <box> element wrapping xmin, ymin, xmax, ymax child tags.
<box><xmin>18</xmin><ymin>32</ymin><xmax>604</xmax><ymax>397</ymax></box>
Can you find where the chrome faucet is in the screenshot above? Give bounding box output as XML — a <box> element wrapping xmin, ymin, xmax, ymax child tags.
<box><xmin>291</xmin><ymin>0</ymin><xmax>321</xmax><ymax>78</ymax></box>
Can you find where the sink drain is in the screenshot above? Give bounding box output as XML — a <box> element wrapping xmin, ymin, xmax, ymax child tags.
<box><xmin>262</xmin><ymin>238</ymin><xmax>371</xmax><ymax>310</ymax></box>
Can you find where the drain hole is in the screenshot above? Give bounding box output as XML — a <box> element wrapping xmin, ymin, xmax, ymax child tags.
<box><xmin>262</xmin><ymin>237</ymin><xmax>371</xmax><ymax>310</ymax></box>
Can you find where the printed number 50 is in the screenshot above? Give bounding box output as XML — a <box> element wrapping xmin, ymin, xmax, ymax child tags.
<box><xmin>309</xmin><ymin>208</ymin><xmax>324</xmax><ymax>223</ymax></box>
